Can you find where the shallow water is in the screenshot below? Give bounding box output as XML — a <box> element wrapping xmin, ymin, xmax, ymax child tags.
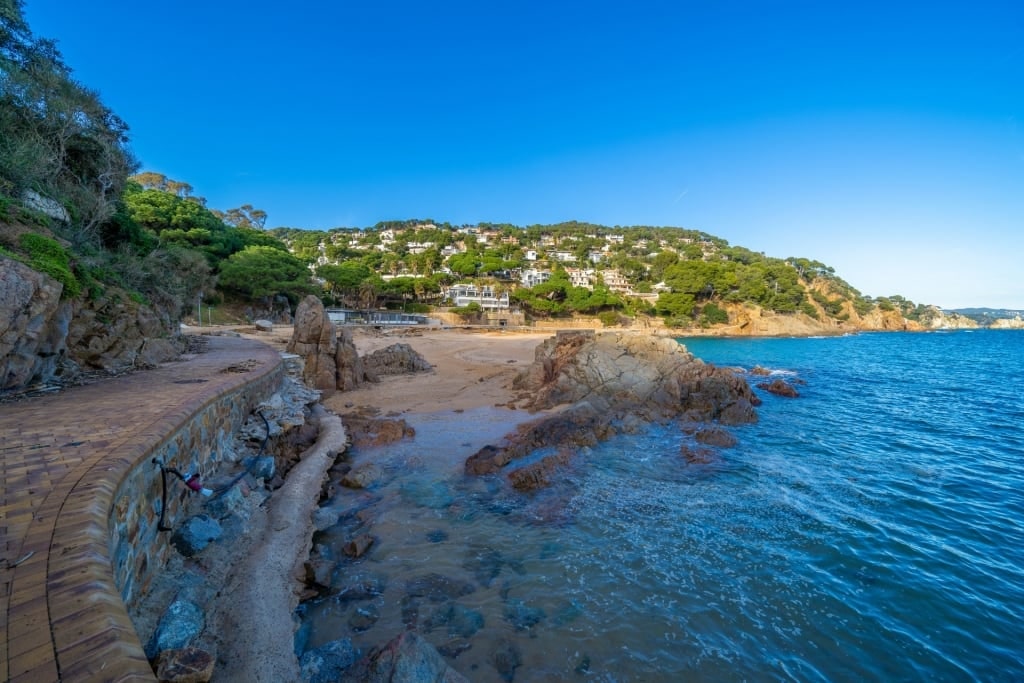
<box><xmin>298</xmin><ymin>330</ymin><xmax>1024</xmax><ymax>681</ymax></box>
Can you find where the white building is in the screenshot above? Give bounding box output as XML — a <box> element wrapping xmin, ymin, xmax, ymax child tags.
<box><xmin>520</xmin><ymin>268</ymin><xmax>551</xmax><ymax>287</ymax></box>
<box><xmin>445</xmin><ymin>283</ymin><xmax>510</xmax><ymax>310</ymax></box>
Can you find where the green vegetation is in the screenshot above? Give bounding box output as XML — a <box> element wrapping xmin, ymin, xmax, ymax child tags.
<box><xmin>18</xmin><ymin>232</ymin><xmax>79</xmax><ymax>297</ymax></box>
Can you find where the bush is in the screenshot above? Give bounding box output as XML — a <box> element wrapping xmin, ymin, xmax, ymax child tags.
<box><xmin>700</xmin><ymin>303</ymin><xmax>730</xmax><ymax>325</ymax></box>
<box><xmin>18</xmin><ymin>233</ymin><xmax>81</xmax><ymax>298</ymax></box>
<box><xmin>598</xmin><ymin>310</ymin><xmax>621</xmax><ymax>327</ymax></box>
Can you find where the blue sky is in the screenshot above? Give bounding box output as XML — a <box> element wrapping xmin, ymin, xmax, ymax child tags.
<box><xmin>25</xmin><ymin>1</ymin><xmax>1024</xmax><ymax>309</ymax></box>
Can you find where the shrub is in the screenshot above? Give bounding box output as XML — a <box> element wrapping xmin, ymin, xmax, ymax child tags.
<box><xmin>18</xmin><ymin>233</ymin><xmax>81</xmax><ymax>298</ymax></box>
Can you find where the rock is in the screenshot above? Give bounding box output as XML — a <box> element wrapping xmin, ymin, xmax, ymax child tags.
<box><xmin>491</xmin><ymin>638</ymin><xmax>522</xmax><ymax>682</ymax></box>
<box><xmin>170</xmin><ymin>515</ymin><xmax>222</xmax><ymax>557</ymax></box>
<box><xmin>153</xmin><ymin>647</ymin><xmax>213</xmax><ymax>683</ymax></box>
<box><xmin>336</xmin><ymin>327</ymin><xmax>368</xmax><ymax>390</ymax></box>
<box><xmin>287</xmin><ymin>295</ymin><xmax>341</xmax><ymax>396</ymax></box>
<box><xmin>203</xmin><ymin>484</ymin><xmax>247</xmax><ymax>520</ymax></box>
<box><xmin>750</xmin><ymin>365</ymin><xmax>772</xmax><ymax>376</ymax></box>
<box><xmin>507</xmin><ymin>450</ymin><xmax>573</xmax><ymax>491</ymax></box>
<box><xmin>436</xmin><ymin>638</ymin><xmax>473</xmax><ymax>659</ymax></box>
<box><xmin>148</xmin><ymin>599</ymin><xmax>205</xmax><ymax>658</ymax></box>
<box><xmin>343</xmin><ymin>414</ymin><xmax>416</xmax><ymax>448</ymax></box>
<box><xmin>333</xmin><ymin>571</ymin><xmax>388</xmax><ymax>601</ymax></box>
<box><xmin>300</xmin><ymin>638</ymin><xmax>358</xmax><ymax>683</ymax></box>
<box><xmin>313</xmin><ymin>505</ymin><xmax>345</xmax><ymax>532</ymax></box>
<box><xmin>246</xmin><ymin>455</ymin><xmax>276</xmax><ymax>481</ymax></box>
<box><xmin>341</xmin><ymin>463</ymin><xmax>383</xmax><ymax>489</ymax></box>
<box><xmin>405</xmin><ymin>573</ymin><xmax>476</xmax><ymax>603</ymax></box>
<box><xmin>349</xmin><ymin>603</ymin><xmax>380</xmax><ymax>632</ymax></box>
<box><xmin>464</xmin><ymin>444</ymin><xmax>511</xmax><ymax>475</ymax></box>
<box><xmin>254</xmin><ymin>319</ymin><xmax>274</xmax><ymax>332</ymax></box>
<box><xmin>399</xmin><ymin>480</ymin><xmax>454</xmax><ymax>509</ymax></box>
<box><xmin>348</xmin><ymin>631</ymin><xmax>469</xmax><ymax>683</ymax></box>
<box><xmin>718</xmin><ymin>398</ymin><xmax>759</xmax><ymax>425</ymax></box>
<box><xmin>504</xmin><ymin>598</ymin><xmax>546</xmax><ymax>632</ymax></box>
<box><xmin>426</xmin><ymin>529</ymin><xmax>449</xmax><ymax>543</ymax></box>
<box><xmin>304</xmin><ymin>557</ymin><xmax>337</xmax><ymax>588</ymax></box>
<box><xmin>361</xmin><ymin>343</ymin><xmax>432</xmax><ymax>376</ymax></box>
<box><xmin>154</xmin><ymin>647</ymin><xmax>215</xmax><ymax>683</ymax></box>
<box><xmin>424</xmin><ymin>601</ymin><xmax>485</xmax><ymax>638</ymax></box>
<box><xmin>694</xmin><ymin>426</ymin><xmax>738</xmax><ymax>448</ymax></box>
<box><xmin>680</xmin><ymin>444</ymin><xmax>717</xmax><ymax>464</ymax></box>
<box><xmin>0</xmin><ymin>258</ymin><xmax>68</xmax><ymax>391</ymax></box>
<box><xmin>462</xmin><ymin>547</ymin><xmax>505</xmax><ymax>588</ymax></box>
<box><xmin>468</xmin><ymin>332</ymin><xmax>759</xmax><ymax>487</ymax></box>
<box><xmin>758</xmin><ymin>378</ymin><xmax>800</xmax><ymax>397</ymax></box>
<box><xmin>344</xmin><ymin>534</ymin><xmax>375</xmax><ymax>558</ymax></box>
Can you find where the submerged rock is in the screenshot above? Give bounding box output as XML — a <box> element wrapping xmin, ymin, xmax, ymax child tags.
<box><xmin>405</xmin><ymin>573</ymin><xmax>476</xmax><ymax>603</ymax></box>
<box><xmin>758</xmin><ymin>378</ymin><xmax>800</xmax><ymax>397</ymax></box>
<box><xmin>504</xmin><ymin>597</ymin><xmax>546</xmax><ymax>632</ymax></box>
<box><xmin>300</xmin><ymin>638</ymin><xmax>358</xmax><ymax>683</ymax></box>
<box><xmin>491</xmin><ymin>638</ymin><xmax>522</xmax><ymax>682</ymax></box>
<box><xmin>346</xmin><ymin>631</ymin><xmax>469</xmax><ymax>682</ymax></box>
<box><xmin>424</xmin><ymin>601</ymin><xmax>485</xmax><ymax>639</ymax></box>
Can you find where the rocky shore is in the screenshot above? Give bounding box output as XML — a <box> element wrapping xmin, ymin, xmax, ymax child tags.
<box><xmin>133</xmin><ymin>308</ymin><xmax>796</xmax><ymax>681</ymax></box>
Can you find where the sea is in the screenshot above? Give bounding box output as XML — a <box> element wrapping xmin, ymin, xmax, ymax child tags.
<box><xmin>297</xmin><ymin>330</ymin><xmax>1024</xmax><ymax>682</ymax></box>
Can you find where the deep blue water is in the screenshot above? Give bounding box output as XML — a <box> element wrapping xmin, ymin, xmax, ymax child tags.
<box><xmin>301</xmin><ymin>330</ymin><xmax>1024</xmax><ymax>682</ymax></box>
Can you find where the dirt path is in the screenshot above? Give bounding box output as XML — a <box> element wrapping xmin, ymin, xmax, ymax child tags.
<box><xmin>214</xmin><ymin>406</ymin><xmax>347</xmax><ymax>682</ymax></box>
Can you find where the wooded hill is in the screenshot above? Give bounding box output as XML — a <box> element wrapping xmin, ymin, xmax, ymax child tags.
<box><xmin>1</xmin><ymin>0</ymin><xmax>936</xmax><ymax>337</ymax></box>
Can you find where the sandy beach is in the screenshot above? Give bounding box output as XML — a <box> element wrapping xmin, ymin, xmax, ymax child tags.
<box><xmin>320</xmin><ymin>328</ymin><xmax>554</xmax><ymax>416</ymax></box>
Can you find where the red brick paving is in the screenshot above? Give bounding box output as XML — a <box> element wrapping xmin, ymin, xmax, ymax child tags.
<box><xmin>0</xmin><ymin>335</ymin><xmax>282</xmax><ymax>682</ymax></box>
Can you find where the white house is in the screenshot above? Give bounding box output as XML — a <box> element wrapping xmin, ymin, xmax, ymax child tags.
<box><xmin>520</xmin><ymin>269</ymin><xmax>551</xmax><ymax>287</ymax></box>
<box><xmin>445</xmin><ymin>283</ymin><xmax>510</xmax><ymax>310</ymax></box>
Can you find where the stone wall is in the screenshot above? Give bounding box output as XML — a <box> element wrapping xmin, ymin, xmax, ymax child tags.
<box><xmin>107</xmin><ymin>361</ymin><xmax>284</xmax><ymax>612</ymax></box>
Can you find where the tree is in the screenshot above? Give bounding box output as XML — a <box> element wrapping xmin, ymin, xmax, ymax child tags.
<box><xmin>217</xmin><ymin>245</ymin><xmax>312</xmax><ymax>302</ymax></box>
<box><xmin>0</xmin><ymin>2</ymin><xmax>136</xmax><ymax>237</ymax></box>
<box><xmin>215</xmin><ymin>204</ymin><xmax>268</xmax><ymax>230</ymax></box>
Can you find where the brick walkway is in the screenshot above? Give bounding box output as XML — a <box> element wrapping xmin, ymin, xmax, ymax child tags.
<box><xmin>0</xmin><ymin>335</ymin><xmax>283</xmax><ymax>682</ymax></box>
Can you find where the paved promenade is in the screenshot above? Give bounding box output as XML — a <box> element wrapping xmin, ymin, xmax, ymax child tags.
<box><xmin>0</xmin><ymin>335</ymin><xmax>283</xmax><ymax>682</ymax></box>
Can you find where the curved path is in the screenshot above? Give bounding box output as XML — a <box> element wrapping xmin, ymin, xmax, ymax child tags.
<box><xmin>0</xmin><ymin>335</ymin><xmax>282</xmax><ymax>682</ymax></box>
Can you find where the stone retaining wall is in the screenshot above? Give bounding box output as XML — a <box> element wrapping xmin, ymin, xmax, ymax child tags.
<box><xmin>107</xmin><ymin>362</ymin><xmax>284</xmax><ymax>613</ymax></box>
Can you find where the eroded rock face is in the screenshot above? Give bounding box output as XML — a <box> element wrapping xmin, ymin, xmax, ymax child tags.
<box><xmin>470</xmin><ymin>331</ymin><xmax>759</xmax><ymax>486</ymax></box>
<box><xmin>0</xmin><ymin>258</ymin><xmax>67</xmax><ymax>390</ymax></box>
<box><xmin>1</xmin><ymin>258</ymin><xmax>182</xmax><ymax>392</ymax></box>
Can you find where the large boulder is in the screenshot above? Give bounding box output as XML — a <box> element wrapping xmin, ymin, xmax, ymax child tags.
<box><xmin>345</xmin><ymin>631</ymin><xmax>469</xmax><ymax>683</ymax></box>
<box><xmin>287</xmin><ymin>295</ymin><xmax>339</xmax><ymax>395</ymax></box>
<box><xmin>361</xmin><ymin>343</ymin><xmax>432</xmax><ymax>378</ymax></box>
<box><xmin>514</xmin><ymin>331</ymin><xmax>760</xmax><ymax>420</ymax></box>
<box><xmin>336</xmin><ymin>327</ymin><xmax>367</xmax><ymax>390</ymax></box>
<box><xmin>288</xmin><ymin>296</ymin><xmax>371</xmax><ymax>394</ymax></box>
<box><xmin>468</xmin><ymin>331</ymin><xmax>759</xmax><ymax>485</ymax></box>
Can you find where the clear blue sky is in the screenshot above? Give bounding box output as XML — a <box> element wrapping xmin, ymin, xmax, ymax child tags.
<box><xmin>24</xmin><ymin>0</ymin><xmax>1024</xmax><ymax>309</ymax></box>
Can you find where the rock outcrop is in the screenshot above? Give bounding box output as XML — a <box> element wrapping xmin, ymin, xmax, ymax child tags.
<box><xmin>361</xmin><ymin>342</ymin><xmax>432</xmax><ymax>378</ymax></box>
<box><xmin>466</xmin><ymin>331</ymin><xmax>759</xmax><ymax>484</ymax></box>
<box><xmin>287</xmin><ymin>295</ymin><xmax>369</xmax><ymax>396</ymax></box>
<box><xmin>1</xmin><ymin>256</ymin><xmax>181</xmax><ymax>393</ymax></box>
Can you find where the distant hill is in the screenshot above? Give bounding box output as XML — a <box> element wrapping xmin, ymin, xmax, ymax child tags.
<box><xmin>948</xmin><ymin>308</ymin><xmax>1024</xmax><ymax>325</ymax></box>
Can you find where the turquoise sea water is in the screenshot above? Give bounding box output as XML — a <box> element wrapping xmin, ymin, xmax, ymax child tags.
<box><xmin>300</xmin><ymin>330</ymin><xmax>1024</xmax><ymax>681</ymax></box>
